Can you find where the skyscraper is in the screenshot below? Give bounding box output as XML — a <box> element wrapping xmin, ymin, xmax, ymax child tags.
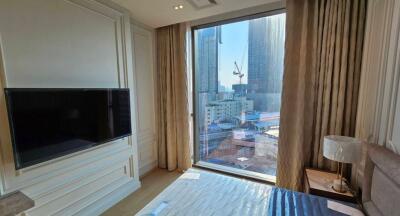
<box><xmin>247</xmin><ymin>14</ymin><xmax>285</xmax><ymax>112</ymax></box>
<box><xmin>195</xmin><ymin>26</ymin><xmax>221</xmax><ymax>130</ymax></box>
<box><xmin>195</xmin><ymin>26</ymin><xmax>221</xmax><ymax>99</ymax></box>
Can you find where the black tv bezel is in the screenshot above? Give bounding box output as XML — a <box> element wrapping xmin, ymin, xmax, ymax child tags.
<box><xmin>4</xmin><ymin>88</ymin><xmax>132</xmax><ymax>170</ymax></box>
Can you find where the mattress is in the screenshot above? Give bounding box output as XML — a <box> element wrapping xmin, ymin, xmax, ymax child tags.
<box><xmin>136</xmin><ymin>168</ymin><xmax>361</xmax><ymax>216</ymax></box>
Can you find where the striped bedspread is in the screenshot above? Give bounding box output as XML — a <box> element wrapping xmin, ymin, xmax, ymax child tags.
<box><xmin>136</xmin><ymin>168</ymin><xmax>361</xmax><ymax>216</ymax></box>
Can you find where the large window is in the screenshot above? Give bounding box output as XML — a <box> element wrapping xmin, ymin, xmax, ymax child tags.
<box><xmin>193</xmin><ymin>12</ymin><xmax>286</xmax><ymax>180</ymax></box>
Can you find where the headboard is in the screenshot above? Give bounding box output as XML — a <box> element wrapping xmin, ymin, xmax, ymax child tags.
<box><xmin>362</xmin><ymin>144</ymin><xmax>400</xmax><ymax>216</ymax></box>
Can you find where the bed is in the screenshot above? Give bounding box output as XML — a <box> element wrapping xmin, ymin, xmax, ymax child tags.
<box><xmin>136</xmin><ymin>145</ymin><xmax>399</xmax><ymax>216</ymax></box>
<box><xmin>136</xmin><ymin>169</ymin><xmax>361</xmax><ymax>216</ymax></box>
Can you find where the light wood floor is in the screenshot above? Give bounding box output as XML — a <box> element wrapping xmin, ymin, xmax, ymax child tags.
<box><xmin>102</xmin><ymin>168</ymin><xmax>182</xmax><ymax>216</ymax></box>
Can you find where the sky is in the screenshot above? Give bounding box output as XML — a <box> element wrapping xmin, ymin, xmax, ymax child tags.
<box><xmin>218</xmin><ymin>20</ymin><xmax>249</xmax><ymax>91</ymax></box>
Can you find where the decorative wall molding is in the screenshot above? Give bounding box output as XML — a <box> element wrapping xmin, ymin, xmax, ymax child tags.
<box><xmin>0</xmin><ymin>0</ymin><xmax>141</xmax><ymax>214</ymax></box>
<box><xmin>139</xmin><ymin>160</ymin><xmax>157</xmax><ymax>177</ymax></box>
<box><xmin>131</xmin><ymin>23</ymin><xmax>157</xmax><ymax>177</ymax></box>
<box><xmin>0</xmin><ymin>34</ymin><xmax>7</xmax><ymax>195</ymax></box>
<box><xmin>138</xmin><ymin>129</ymin><xmax>156</xmax><ymax>173</ymax></box>
<box><xmin>76</xmin><ymin>178</ymin><xmax>140</xmax><ymax>215</ymax></box>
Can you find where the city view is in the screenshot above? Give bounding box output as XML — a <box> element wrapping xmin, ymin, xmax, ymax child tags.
<box><xmin>194</xmin><ymin>13</ymin><xmax>286</xmax><ymax>177</ymax></box>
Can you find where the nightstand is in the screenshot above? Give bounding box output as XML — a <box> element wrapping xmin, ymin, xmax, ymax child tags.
<box><xmin>304</xmin><ymin>168</ymin><xmax>356</xmax><ymax>203</ymax></box>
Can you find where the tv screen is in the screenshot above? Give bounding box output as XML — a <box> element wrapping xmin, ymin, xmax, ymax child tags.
<box><xmin>5</xmin><ymin>88</ymin><xmax>132</xmax><ymax>169</ymax></box>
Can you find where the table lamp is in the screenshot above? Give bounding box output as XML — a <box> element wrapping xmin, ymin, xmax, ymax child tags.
<box><xmin>323</xmin><ymin>135</ymin><xmax>361</xmax><ymax>193</ymax></box>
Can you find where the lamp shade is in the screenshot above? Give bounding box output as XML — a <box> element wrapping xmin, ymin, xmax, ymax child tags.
<box><xmin>323</xmin><ymin>135</ymin><xmax>361</xmax><ymax>163</ymax></box>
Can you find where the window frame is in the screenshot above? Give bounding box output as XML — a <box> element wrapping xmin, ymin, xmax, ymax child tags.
<box><xmin>191</xmin><ymin>9</ymin><xmax>286</xmax><ymax>183</ymax></box>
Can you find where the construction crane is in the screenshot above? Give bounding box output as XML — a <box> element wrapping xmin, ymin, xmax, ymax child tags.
<box><xmin>233</xmin><ymin>61</ymin><xmax>244</xmax><ymax>84</ymax></box>
<box><xmin>233</xmin><ymin>42</ymin><xmax>247</xmax><ymax>85</ymax></box>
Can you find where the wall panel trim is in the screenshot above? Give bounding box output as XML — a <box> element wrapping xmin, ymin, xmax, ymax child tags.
<box><xmin>0</xmin><ymin>0</ymin><xmax>141</xmax><ymax>214</ymax></box>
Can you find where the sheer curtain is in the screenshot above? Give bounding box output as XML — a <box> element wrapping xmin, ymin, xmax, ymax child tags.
<box><xmin>277</xmin><ymin>0</ymin><xmax>366</xmax><ymax>191</ymax></box>
<box><xmin>155</xmin><ymin>23</ymin><xmax>192</xmax><ymax>171</ymax></box>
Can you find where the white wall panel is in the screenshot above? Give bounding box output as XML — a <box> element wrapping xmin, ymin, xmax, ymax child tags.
<box><xmin>0</xmin><ymin>0</ymin><xmax>141</xmax><ymax>215</ymax></box>
<box><xmin>131</xmin><ymin>24</ymin><xmax>157</xmax><ymax>176</ymax></box>
<box><xmin>0</xmin><ymin>0</ymin><xmax>120</xmax><ymax>88</ymax></box>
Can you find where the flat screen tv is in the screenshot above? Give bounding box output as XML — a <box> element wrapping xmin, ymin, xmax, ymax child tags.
<box><xmin>5</xmin><ymin>88</ymin><xmax>132</xmax><ymax>169</ymax></box>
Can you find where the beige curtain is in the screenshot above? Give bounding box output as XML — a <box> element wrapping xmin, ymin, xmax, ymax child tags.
<box><xmin>277</xmin><ymin>0</ymin><xmax>366</xmax><ymax>191</ymax></box>
<box><xmin>156</xmin><ymin>23</ymin><xmax>191</xmax><ymax>171</ymax></box>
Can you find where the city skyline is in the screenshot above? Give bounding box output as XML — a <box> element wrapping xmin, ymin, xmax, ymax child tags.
<box><xmin>213</xmin><ymin>13</ymin><xmax>286</xmax><ymax>93</ymax></box>
<box><xmin>215</xmin><ymin>14</ymin><xmax>286</xmax><ymax>113</ymax></box>
<box><xmin>194</xmin><ymin>13</ymin><xmax>286</xmax><ymax>177</ymax></box>
<box><xmin>195</xmin><ymin>13</ymin><xmax>286</xmax><ymax>126</ymax></box>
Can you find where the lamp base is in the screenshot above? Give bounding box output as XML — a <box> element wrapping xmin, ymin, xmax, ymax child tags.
<box><xmin>331</xmin><ymin>185</ymin><xmax>348</xmax><ymax>193</ymax></box>
<box><xmin>331</xmin><ymin>178</ymin><xmax>348</xmax><ymax>193</ymax></box>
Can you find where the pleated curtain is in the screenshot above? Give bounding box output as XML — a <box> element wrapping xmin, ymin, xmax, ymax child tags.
<box><xmin>156</xmin><ymin>23</ymin><xmax>191</xmax><ymax>172</ymax></box>
<box><xmin>277</xmin><ymin>0</ymin><xmax>366</xmax><ymax>191</ymax></box>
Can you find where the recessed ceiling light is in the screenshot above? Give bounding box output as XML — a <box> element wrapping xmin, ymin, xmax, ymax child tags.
<box><xmin>174</xmin><ymin>5</ymin><xmax>184</xmax><ymax>10</ymax></box>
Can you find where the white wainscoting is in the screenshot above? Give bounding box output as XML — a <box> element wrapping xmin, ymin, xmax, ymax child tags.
<box><xmin>131</xmin><ymin>23</ymin><xmax>157</xmax><ymax>176</ymax></box>
<box><xmin>0</xmin><ymin>0</ymin><xmax>141</xmax><ymax>215</ymax></box>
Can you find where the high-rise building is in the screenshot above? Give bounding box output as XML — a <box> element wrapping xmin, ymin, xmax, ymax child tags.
<box><xmin>195</xmin><ymin>26</ymin><xmax>221</xmax><ymax>99</ymax></box>
<box><xmin>232</xmin><ymin>84</ymin><xmax>247</xmax><ymax>97</ymax></box>
<box><xmin>247</xmin><ymin>15</ymin><xmax>285</xmax><ymax>112</ymax></box>
<box><xmin>195</xmin><ymin>26</ymin><xmax>222</xmax><ymax>130</ymax></box>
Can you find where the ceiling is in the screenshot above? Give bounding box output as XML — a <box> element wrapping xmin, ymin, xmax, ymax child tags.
<box><xmin>112</xmin><ymin>0</ymin><xmax>281</xmax><ymax>28</ymax></box>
